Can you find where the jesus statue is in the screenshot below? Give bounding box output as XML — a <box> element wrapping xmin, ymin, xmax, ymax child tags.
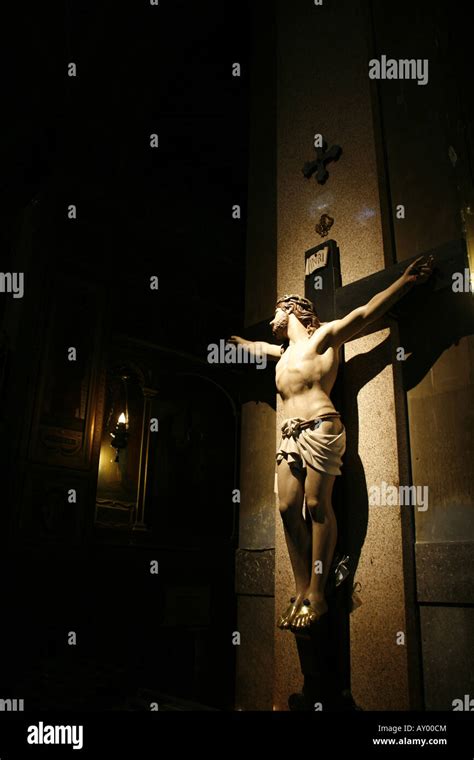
<box><xmin>228</xmin><ymin>254</ymin><xmax>433</xmax><ymax>632</ymax></box>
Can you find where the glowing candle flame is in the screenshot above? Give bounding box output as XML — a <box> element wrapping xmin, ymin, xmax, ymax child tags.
<box><xmin>118</xmin><ymin>413</ymin><xmax>127</xmax><ymax>424</ymax></box>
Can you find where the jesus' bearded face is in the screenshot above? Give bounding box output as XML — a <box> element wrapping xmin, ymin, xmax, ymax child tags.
<box><xmin>270</xmin><ymin>307</ymin><xmax>289</xmax><ymax>341</ymax></box>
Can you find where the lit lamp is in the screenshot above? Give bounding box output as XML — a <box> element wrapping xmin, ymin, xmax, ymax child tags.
<box><xmin>110</xmin><ymin>412</ymin><xmax>129</xmax><ymax>462</ymax></box>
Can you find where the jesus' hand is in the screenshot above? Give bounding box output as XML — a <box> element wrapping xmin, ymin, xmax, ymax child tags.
<box><xmin>402</xmin><ymin>254</ymin><xmax>434</xmax><ymax>285</ymax></box>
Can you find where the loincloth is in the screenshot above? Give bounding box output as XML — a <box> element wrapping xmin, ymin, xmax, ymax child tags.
<box><xmin>276</xmin><ymin>414</ymin><xmax>346</xmax><ymax>476</ymax></box>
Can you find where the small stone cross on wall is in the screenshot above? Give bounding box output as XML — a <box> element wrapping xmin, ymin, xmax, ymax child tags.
<box><xmin>303</xmin><ymin>138</ymin><xmax>342</xmax><ymax>184</ymax></box>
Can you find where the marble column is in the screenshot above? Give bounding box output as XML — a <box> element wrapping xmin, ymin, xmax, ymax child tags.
<box><xmin>274</xmin><ymin>0</ymin><xmax>410</xmax><ymax>710</ymax></box>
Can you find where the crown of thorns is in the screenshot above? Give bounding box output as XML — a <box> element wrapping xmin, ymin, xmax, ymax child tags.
<box><xmin>275</xmin><ymin>294</ymin><xmax>316</xmax><ymax>312</ymax></box>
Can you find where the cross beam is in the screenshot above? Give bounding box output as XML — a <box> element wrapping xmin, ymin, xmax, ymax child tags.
<box><xmin>244</xmin><ymin>237</ymin><xmax>468</xmax><ymax>342</ymax></box>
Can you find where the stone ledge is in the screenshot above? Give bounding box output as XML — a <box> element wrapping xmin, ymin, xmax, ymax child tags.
<box><xmin>235</xmin><ymin>548</ymin><xmax>275</xmax><ymax>596</ymax></box>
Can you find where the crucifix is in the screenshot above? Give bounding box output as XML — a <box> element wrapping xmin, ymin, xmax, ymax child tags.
<box><xmin>230</xmin><ymin>236</ymin><xmax>468</xmax><ymax>709</ymax></box>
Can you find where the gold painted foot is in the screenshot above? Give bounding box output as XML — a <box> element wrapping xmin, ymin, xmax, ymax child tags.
<box><xmin>277</xmin><ymin>596</ymin><xmax>301</xmax><ymax>630</ymax></box>
<box><xmin>291</xmin><ymin>597</ymin><xmax>328</xmax><ymax>632</ymax></box>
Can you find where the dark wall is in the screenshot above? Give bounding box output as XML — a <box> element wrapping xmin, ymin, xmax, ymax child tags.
<box><xmin>1</xmin><ymin>0</ymin><xmax>253</xmax><ymax>710</ymax></box>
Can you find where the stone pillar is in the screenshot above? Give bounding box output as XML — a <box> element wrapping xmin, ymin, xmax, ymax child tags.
<box><xmin>274</xmin><ymin>0</ymin><xmax>409</xmax><ymax>709</ymax></box>
<box><xmin>234</xmin><ymin>1</ymin><xmax>277</xmax><ymax>711</ymax></box>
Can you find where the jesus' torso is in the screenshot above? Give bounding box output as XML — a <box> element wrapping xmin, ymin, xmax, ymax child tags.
<box><xmin>275</xmin><ymin>332</ymin><xmax>340</xmax><ymax>420</ymax></box>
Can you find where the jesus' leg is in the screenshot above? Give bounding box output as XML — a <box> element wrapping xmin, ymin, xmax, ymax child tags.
<box><xmin>276</xmin><ymin>459</ymin><xmax>311</xmax><ymax>629</ymax></box>
<box><xmin>291</xmin><ymin>466</ymin><xmax>337</xmax><ymax>630</ymax></box>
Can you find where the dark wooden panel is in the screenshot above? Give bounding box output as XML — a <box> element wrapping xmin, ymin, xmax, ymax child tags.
<box><xmin>29</xmin><ymin>274</ymin><xmax>105</xmax><ymax>470</ymax></box>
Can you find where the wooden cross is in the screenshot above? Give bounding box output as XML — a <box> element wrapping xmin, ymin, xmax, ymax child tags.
<box><xmin>240</xmin><ymin>236</ymin><xmax>469</xmax><ymax>708</ymax></box>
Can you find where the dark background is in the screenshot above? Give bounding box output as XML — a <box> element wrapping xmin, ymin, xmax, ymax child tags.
<box><xmin>1</xmin><ymin>0</ymin><xmax>253</xmax><ymax>711</ymax></box>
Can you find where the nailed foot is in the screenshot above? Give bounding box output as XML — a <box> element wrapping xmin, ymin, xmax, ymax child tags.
<box><xmin>277</xmin><ymin>592</ymin><xmax>307</xmax><ymax>630</ymax></box>
<box><xmin>291</xmin><ymin>595</ymin><xmax>328</xmax><ymax>631</ymax></box>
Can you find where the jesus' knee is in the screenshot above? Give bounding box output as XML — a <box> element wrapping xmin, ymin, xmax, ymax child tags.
<box><xmin>306</xmin><ymin>496</ymin><xmax>332</xmax><ymax>524</ymax></box>
<box><xmin>278</xmin><ymin>500</ymin><xmax>300</xmax><ymax>525</ymax></box>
